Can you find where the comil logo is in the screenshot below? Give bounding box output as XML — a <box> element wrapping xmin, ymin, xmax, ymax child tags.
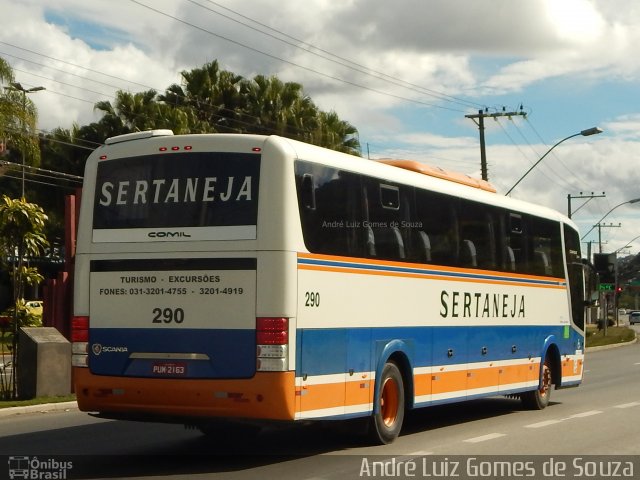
<box><xmin>8</xmin><ymin>456</ymin><xmax>73</xmax><ymax>479</ymax></box>
<box><xmin>148</xmin><ymin>231</ymin><xmax>192</xmax><ymax>238</ymax></box>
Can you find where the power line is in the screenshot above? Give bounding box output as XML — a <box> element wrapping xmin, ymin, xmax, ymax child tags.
<box><xmin>507</xmin><ymin>117</ymin><xmax>580</xmax><ymax>193</ymax></box>
<box><xmin>3</xmin><ymin>49</ymin><xmax>362</xmax><ymax>141</ymax></box>
<box><xmin>128</xmin><ymin>0</ymin><xmax>467</xmax><ymax>113</ymax></box>
<box><xmin>189</xmin><ymin>0</ymin><xmax>482</xmax><ymax>110</ymax></box>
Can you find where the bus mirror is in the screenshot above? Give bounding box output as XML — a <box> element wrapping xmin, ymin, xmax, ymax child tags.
<box><xmin>581</xmin><ymin>258</ymin><xmax>599</xmax><ymax>306</ymax></box>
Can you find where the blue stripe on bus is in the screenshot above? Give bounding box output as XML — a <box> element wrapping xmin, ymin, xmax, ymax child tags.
<box><xmin>297</xmin><ymin>257</ymin><xmax>565</xmax><ymax>287</ymax></box>
<box><xmin>295</xmin><ymin>325</ymin><xmax>580</xmax><ymax>377</ymax></box>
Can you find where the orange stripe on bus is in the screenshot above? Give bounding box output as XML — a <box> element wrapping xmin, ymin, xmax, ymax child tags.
<box><xmin>298</xmin><ymin>252</ymin><xmax>566</xmax><ymax>289</ymax></box>
<box><xmin>430</xmin><ymin>369</ymin><xmax>467</xmax><ymax>394</ymax></box>
<box><xmin>298</xmin><ymin>264</ymin><xmax>565</xmax><ymax>289</ymax></box>
<box><xmin>561</xmin><ymin>358</ymin><xmax>583</xmax><ymax>378</ymax></box>
<box><xmin>496</xmin><ymin>362</ymin><xmax>540</xmax><ymax>385</ymax></box>
<box><xmin>74</xmin><ymin>368</ymin><xmax>297</xmax><ymax>421</ymax></box>
<box><xmin>297</xmin><ymin>361</ymin><xmax>550</xmax><ymax>414</ymax></box>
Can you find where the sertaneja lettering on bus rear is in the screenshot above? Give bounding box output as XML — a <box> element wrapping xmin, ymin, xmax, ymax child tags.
<box><xmin>440</xmin><ymin>290</ymin><xmax>526</xmax><ymax>318</ymax></box>
<box><xmin>98</xmin><ymin>176</ymin><xmax>253</xmax><ymax>206</ymax></box>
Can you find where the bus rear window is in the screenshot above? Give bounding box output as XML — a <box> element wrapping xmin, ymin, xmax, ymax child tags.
<box><xmin>92</xmin><ymin>152</ymin><xmax>260</xmax><ymax>242</ymax></box>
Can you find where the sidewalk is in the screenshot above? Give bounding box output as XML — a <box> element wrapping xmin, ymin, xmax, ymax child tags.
<box><xmin>0</xmin><ymin>400</ymin><xmax>78</xmax><ymax>418</ymax></box>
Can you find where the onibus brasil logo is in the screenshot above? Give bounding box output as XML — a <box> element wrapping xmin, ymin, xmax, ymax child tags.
<box><xmin>8</xmin><ymin>456</ymin><xmax>73</xmax><ymax>479</ymax></box>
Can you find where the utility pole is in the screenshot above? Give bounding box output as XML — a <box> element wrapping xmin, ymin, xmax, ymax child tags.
<box><xmin>597</xmin><ymin>223</ymin><xmax>621</xmax><ymax>253</ymax></box>
<box><xmin>465</xmin><ymin>108</ymin><xmax>527</xmax><ymax>181</ymax></box>
<box><xmin>567</xmin><ymin>192</ymin><xmax>606</xmax><ymax>218</ymax></box>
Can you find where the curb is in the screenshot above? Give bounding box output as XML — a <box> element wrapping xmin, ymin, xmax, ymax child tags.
<box><xmin>0</xmin><ymin>400</ymin><xmax>78</xmax><ymax>418</ymax></box>
<box><xmin>586</xmin><ymin>336</ymin><xmax>638</xmax><ymax>352</ymax></box>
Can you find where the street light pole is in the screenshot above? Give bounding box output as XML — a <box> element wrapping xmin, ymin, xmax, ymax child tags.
<box><xmin>506</xmin><ymin>127</ymin><xmax>603</xmax><ymax>196</ymax></box>
<box><xmin>7</xmin><ymin>82</ymin><xmax>45</xmax><ymax>198</ymax></box>
<box><xmin>580</xmin><ymin>198</ymin><xmax>640</xmax><ymax>241</ymax></box>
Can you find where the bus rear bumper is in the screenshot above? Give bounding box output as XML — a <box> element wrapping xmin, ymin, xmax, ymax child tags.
<box><xmin>74</xmin><ymin>368</ymin><xmax>297</xmax><ymax>422</ymax></box>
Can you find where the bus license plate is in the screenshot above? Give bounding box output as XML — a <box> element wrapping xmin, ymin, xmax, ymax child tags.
<box><xmin>151</xmin><ymin>362</ymin><xmax>187</xmax><ymax>376</ymax></box>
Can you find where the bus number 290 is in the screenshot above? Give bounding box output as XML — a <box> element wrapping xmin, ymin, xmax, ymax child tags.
<box><xmin>304</xmin><ymin>291</ymin><xmax>320</xmax><ymax>307</ymax></box>
<box><xmin>152</xmin><ymin>307</ymin><xmax>185</xmax><ymax>324</ymax></box>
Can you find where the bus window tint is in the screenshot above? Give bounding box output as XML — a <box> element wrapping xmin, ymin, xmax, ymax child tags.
<box><xmin>295</xmin><ymin>159</ymin><xmax>565</xmax><ymax>279</ymax></box>
<box><xmin>564</xmin><ymin>223</ymin><xmax>585</xmax><ymax>330</ymax></box>
<box><xmin>529</xmin><ymin>216</ymin><xmax>563</xmax><ymax>277</ymax></box>
<box><xmin>362</xmin><ymin>178</ymin><xmax>412</xmax><ymax>261</ymax></box>
<box><xmin>458</xmin><ymin>201</ymin><xmax>497</xmax><ymax>270</ymax></box>
<box><xmin>295</xmin><ymin>162</ymin><xmax>363</xmax><ymax>257</ymax></box>
<box><xmin>414</xmin><ymin>189</ymin><xmax>458</xmax><ymax>266</ymax></box>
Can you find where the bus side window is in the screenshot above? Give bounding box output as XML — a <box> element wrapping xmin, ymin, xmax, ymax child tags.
<box><xmin>300</xmin><ymin>174</ymin><xmax>316</xmax><ymax>210</ymax></box>
<box><xmin>415</xmin><ymin>231</ymin><xmax>432</xmax><ymax>262</ymax></box>
<box><xmin>363</xmin><ymin>179</ymin><xmax>411</xmax><ymax>261</ymax></box>
<box><xmin>528</xmin><ymin>216</ymin><xmax>562</xmax><ymax>277</ymax></box>
<box><xmin>295</xmin><ymin>162</ymin><xmax>364</xmax><ymax>257</ymax></box>
<box><xmin>508</xmin><ymin>213</ymin><xmax>526</xmax><ymax>272</ymax></box>
<box><xmin>414</xmin><ymin>189</ymin><xmax>458</xmax><ymax>266</ymax></box>
<box><xmin>458</xmin><ymin>200</ymin><xmax>497</xmax><ymax>270</ymax></box>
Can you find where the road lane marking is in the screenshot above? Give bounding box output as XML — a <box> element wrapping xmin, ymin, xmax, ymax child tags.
<box><xmin>614</xmin><ymin>402</ymin><xmax>640</xmax><ymax>409</ymax></box>
<box><xmin>525</xmin><ymin>419</ymin><xmax>563</xmax><ymax>428</ymax></box>
<box><xmin>464</xmin><ymin>433</ymin><xmax>506</xmax><ymax>443</ymax></box>
<box><xmin>525</xmin><ymin>410</ymin><xmax>602</xmax><ymax>429</ymax></box>
<box><xmin>568</xmin><ymin>410</ymin><xmax>603</xmax><ymax>418</ymax></box>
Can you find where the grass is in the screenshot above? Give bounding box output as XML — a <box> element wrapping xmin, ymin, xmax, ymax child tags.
<box><xmin>0</xmin><ymin>394</ymin><xmax>76</xmax><ymax>409</ymax></box>
<box><xmin>585</xmin><ymin>324</ymin><xmax>637</xmax><ymax>347</ymax></box>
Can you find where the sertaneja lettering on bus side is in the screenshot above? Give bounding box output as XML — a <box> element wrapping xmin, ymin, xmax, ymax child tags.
<box><xmin>440</xmin><ymin>290</ymin><xmax>526</xmax><ymax>318</ymax></box>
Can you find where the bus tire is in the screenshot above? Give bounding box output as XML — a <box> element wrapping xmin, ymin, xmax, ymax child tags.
<box><xmin>369</xmin><ymin>361</ymin><xmax>405</xmax><ymax>444</ymax></box>
<box><xmin>522</xmin><ymin>358</ymin><xmax>552</xmax><ymax>410</ymax></box>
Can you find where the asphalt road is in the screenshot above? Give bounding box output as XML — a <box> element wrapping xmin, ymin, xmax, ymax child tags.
<box><xmin>0</xmin><ymin>340</ymin><xmax>639</xmax><ymax>480</ymax></box>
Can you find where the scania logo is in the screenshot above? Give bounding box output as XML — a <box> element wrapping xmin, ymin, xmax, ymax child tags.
<box><xmin>148</xmin><ymin>231</ymin><xmax>192</xmax><ymax>238</ymax></box>
<box><xmin>92</xmin><ymin>343</ymin><xmax>128</xmax><ymax>355</ymax></box>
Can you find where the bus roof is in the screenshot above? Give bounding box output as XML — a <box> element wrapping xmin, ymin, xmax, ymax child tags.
<box><xmin>377</xmin><ymin>159</ymin><xmax>497</xmax><ymax>193</ymax></box>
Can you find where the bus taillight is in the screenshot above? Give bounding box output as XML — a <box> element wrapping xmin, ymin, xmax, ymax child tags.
<box><xmin>71</xmin><ymin>316</ymin><xmax>89</xmax><ymax>368</ymax></box>
<box><xmin>256</xmin><ymin>317</ymin><xmax>288</xmax><ymax>372</ymax></box>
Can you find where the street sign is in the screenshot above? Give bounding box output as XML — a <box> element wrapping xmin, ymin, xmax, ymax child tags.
<box><xmin>599</xmin><ymin>283</ymin><xmax>614</xmax><ymax>291</ymax></box>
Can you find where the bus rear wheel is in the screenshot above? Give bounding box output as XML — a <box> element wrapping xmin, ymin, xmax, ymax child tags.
<box><xmin>522</xmin><ymin>358</ymin><xmax>552</xmax><ymax>410</ymax></box>
<box><xmin>369</xmin><ymin>362</ymin><xmax>405</xmax><ymax>444</ymax></box>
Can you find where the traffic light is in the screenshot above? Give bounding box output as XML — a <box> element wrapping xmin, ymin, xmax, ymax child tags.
<box><xmin>593</xmin><ymin>253</ymin><xmax>616</xmax><ymax>285</ymax></box>
<box><xmin>616</xmin><ymin>285</ymin><xmax>623</xmax><ymax>294</ymax></box>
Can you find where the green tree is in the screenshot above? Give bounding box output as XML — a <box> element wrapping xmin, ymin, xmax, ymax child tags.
<box><xmin>94</xmin><ymin>90</ymin><xmax>194</xmax><ymax>135</ymax></box>
<box><xmin>0</xmin><ymin>57</ymin><xmax>42</xmax><ymax>178</ymax></box>
<box><xmin>311</xmin><ymin>110</ymin><xmax>360</xmax><ymax>155</ymax></box>
<box><xmin>161</xmin><ymin>60</ymin><xmax>244</xmax><ymax>133</ymax></box>
<box><xmin>0</xmin><ymin>196</ymin><xmax>48</xmax><ymax>399</ymax></box>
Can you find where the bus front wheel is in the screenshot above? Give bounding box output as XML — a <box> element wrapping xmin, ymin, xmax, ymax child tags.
<box><xmin>370</xmin><ymin>361</ymin><xmax>405</xmax><ymax>444</ymax></box>
<box><xmin>522</xmin><ymin>358</ymin><xmax>552</xmax><ymax>410</ymax></box>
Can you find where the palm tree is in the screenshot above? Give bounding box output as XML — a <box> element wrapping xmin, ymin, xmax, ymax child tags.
<box><xmin>0</xmin><ymin>58</ymin><xmax>42</xmax><ymax>170</ymax></box>
<box><xmin>312</xmin><ymin>111</ymin><xmax>361</xmax><ymax>156</ymax></box>
<box><xmin>160</xmin><ymin>61</ymin><xmax>243</xmax><ymax>133</ymax></box>
<box><xmin>240</xmin><ymin>75</ymin><xmax>316</xmax><ymax>138</ymax></box>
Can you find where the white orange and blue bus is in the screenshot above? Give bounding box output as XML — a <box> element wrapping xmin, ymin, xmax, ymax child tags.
<box><xmin>72</xmin><ymin>130</ymin><xmax>589</xmax><ymax>444</ymax></box>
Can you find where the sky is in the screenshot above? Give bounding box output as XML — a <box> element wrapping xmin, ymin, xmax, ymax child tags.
<box><xmin>2</xmin><ymin>0</ymin><xmax>640</xmax><ymax>257</ymax></box>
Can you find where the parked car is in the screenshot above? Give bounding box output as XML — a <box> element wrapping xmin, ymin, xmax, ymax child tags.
<box><xmin>629</xmin><ymin>311</ymin><xmax>640</xmax><ymax>325</ymax></box>
<box><xmin>25</xmin><ymin>300</ymin><xmax>43</xmax><ymax>317</ymax></box>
